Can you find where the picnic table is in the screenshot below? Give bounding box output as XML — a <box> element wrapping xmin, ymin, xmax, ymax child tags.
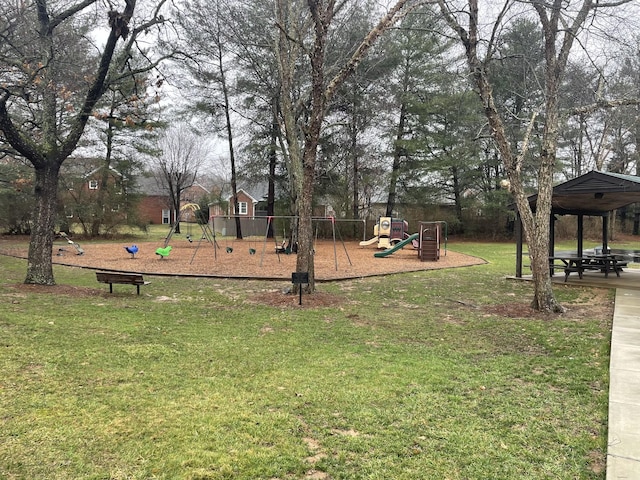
<box><xmin>549</xmin><ymin>254</ymin><xmax>625</xmax><ymax>282</ymax></box>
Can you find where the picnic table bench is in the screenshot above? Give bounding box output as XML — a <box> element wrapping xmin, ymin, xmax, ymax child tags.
<box><xmin>96</xmin><ymin>271</ymin><xmax>150</xmax><ymax>295</ymax></box>
<box><xmin>549</xmin><ymin>254</ymin><xmax>627</xmax><ymax>282</ymax></box>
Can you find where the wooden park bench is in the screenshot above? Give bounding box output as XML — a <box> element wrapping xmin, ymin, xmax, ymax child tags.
<box><xmin>96</xmin><ymin>271</ymin><xmax>150</xmax><ymax>295</ymax></box>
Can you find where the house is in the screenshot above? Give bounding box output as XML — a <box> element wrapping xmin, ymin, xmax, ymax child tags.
<box><xmin>59</xmin><ymin>159</ymin><xmax>128</xmax><ymax>223</ymax></box>
<box><xmin>135</xmin><ymin>175</ymin><xmax>170</xmax><ymax>225</ymax></box>
<box><xmin>210</xmin><ymin>183</ymin><xmax>271</xmax><ymax>236</ymax></box>
<box><xmin>223</xmin><ymin>182</ymin><xmax>270</xmax><ymax>218</ymax></box>
<box><xmin>136</xmin><ymin>175</ymin><xmax>210</xmax><ymax>225</ymax></box>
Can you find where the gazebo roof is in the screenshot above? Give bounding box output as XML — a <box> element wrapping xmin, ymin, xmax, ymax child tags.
<box><xmin>527</xmin><ymin>170</ymin><xmax>640</xmax><ymax>215</ymax></box>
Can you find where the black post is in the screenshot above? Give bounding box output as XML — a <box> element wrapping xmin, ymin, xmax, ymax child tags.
<box><xmin>291</xmin><ymin>272</ymin><xmax>309</xmax><ymax>306</ymax></box>
<box><xmin>577</xmin><ymin>214</ymin><xmax>584</xmax><ymax>256</ymax></box>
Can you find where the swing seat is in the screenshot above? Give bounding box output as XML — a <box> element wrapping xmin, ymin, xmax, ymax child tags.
<box><xmin>275</xmin><ymin>240</ymin><xmax>289</xmax><ymax>254</ymax></box>
<box><xmin>226</xmin><ymin>246</ymin><xmax>233</xmax><ymax>253</ymax></box>
<box><xmin>249</xmin><ymin>248</ymin><xmax>256</xmax><ymax>255</ymax></box>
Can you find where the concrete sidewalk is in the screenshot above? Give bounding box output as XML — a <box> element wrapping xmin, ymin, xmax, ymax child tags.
<box><xmin>607</xmin><ymin>288</ymin><xmax>640</xmax><ymax>479</ymax></box>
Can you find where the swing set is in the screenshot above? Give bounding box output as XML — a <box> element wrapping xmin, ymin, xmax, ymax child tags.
<box><xmin>207</xmin><ymin>215</ymin><xmax>363</xmax><ymax>272</ymax></box>
<box><xmin>257</xmin><ymin>215</ymin><xmax>354</xmax><ymax>271</ymax></box>
<box><xmin>164</xmin><ymin>203</ymin><xmax>220</xmax><ymax>263</ymax></box>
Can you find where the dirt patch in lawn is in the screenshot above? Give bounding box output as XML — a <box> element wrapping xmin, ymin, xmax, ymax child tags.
<box><xmin>482</xmin><ymin>288</ymin><xmax>614</xmax><ymax>321</ymax></box>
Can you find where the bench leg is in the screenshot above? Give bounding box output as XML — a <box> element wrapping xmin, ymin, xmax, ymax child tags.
<box><xmin>136</xmin><ymin>285</ymin><xmax>140</xmax><ymax>295</ymax></box>
<box><xmin>109</xmin><ymin>283</ymin><xmax>113</xmax><ymax>293</ymax></box>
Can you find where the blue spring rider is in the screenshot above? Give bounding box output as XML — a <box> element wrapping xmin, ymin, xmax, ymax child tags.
<box><xmin>124</xmin><ymin>245</ymin><xmax>138</xmax><ymax>258</ymax></box>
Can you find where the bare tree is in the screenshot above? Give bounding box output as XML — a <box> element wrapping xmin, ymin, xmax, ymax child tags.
<box><xmin>151</xmin><ymin>124</ymin><xmax>207</xmax><ymax>233</ymax></box>
<box><xmin>0</xmin><ymin>0</ymin><xmax>169</xmax><ymax>285</ymax></box>
<box><xmin>437</xmin><ymin>0</ymin><xmax>634</xmax><ymax>312</ymax></box>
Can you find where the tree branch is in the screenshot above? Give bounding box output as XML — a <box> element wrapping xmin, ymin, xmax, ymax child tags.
<box><xmin>60</xmin><ymin>0</ymin><xmax>138</xmax><ymax>159</ymax></box>
<box><xmin>325</xmin><ymin>0</ymin><xmax>423</xmax><ymax>101</ymax></box>
<box><xmin>569</xmin><ymin>98</ymin><xmax>640</xmax><ymax>116</ymax></box>
<box><xmin>47</xmin><ymin>0</ymin><xmax>99</xmax><ymax>33</ymax></box>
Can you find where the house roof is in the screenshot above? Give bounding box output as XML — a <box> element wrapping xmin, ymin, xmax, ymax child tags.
<box><xmin>228</xmin><ymin>181</ymin><xmax>269</xmax><ymax>203</ymax></box>
<box><xmin>134</xmin><ymin>174</ymin><xmax>211</xmax><ymax>197</ymax></box>
<box><xmin>135</xmin><ymin>174</ymin><xmax>166</xmax><ymax>196</ymax></box>
<box><xmin>85</xmin><ymin>166</ymin><xmax>122</xmax><ymax>178</ymax></box>
<box><xmin>526</xmin><ymin>170</ymin><xmax>640</xmax><ymax>215</ymax></box>
<box><xmin>61</xmin><ymin>157</ymin><xmax>121</xmax><ymax>178</ymax></box>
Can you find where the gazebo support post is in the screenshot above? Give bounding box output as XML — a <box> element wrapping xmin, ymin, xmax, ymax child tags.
<box><xmin>603</xmin><ymin>214</ymin><xmax>609</xmax><ymax>252</ymax></box>
<box><xmin>577</xmin><ymin>214</ymin><xmax>584</xmax><ymax>256</ymax></box>
<box><xmin>516</xmin><ymin>213</ymin><xmax>523</xmax><ymax>278</ymax></box>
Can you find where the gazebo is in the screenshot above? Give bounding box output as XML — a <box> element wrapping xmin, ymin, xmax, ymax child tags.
<box><xmin>515</xmin><ymin>170</ymin><xmax>640</xmax><ymax>277</ymax></box>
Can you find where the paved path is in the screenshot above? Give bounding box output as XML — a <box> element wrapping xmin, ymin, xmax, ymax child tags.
<box><xmin>607</xmin><ymin>288</ymin><xmax>640</xmax><ymax>479</ymax></box>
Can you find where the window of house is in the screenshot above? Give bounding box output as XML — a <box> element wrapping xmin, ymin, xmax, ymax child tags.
<box><xmin>162</xmin><ymin>209</ymin><xmax>171</xmax><ymax>224</ymax></box>
<box><xmin>88</xmin><ymin>180</ymin><xmax>99</xmax><ymax>190</ymax></box>
<box><xmin>238</xmin><ymin>202</ymin><xmax>248</xmax><ymax>215</ymax></box>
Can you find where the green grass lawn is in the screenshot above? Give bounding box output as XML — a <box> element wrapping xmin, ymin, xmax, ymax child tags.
<box><xmin>0</xmin><ymin>241</ymin><xmax>613</xmax><ymax>479</ymax></box>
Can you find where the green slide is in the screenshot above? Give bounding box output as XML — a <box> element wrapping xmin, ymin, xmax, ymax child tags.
<box><xmin>374</xmin><ymin>233</ymin><xmax>419</xmax><ymax>258</ymax></box>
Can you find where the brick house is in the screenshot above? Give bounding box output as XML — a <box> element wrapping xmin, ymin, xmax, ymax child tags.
<box><xmin>135</xmin><ymin>176</ymin><xmax>169</xmax><ymax>225</ymax></box>
<box><xmin>135</xmin><ymin>175</ymin><xmax>210</xmax><ymax>225</ymax></box>
<box><xmin>59</xmin><ymin>159</ymin><xmax>127</xmax><ymax>223</ymax></box>
<box><xmin>227</xmin><ymin>189</ymin><xmax>260</xmax><ymax>217</ymax></box>
<box><xmin>219</xmin><ymin>183</ymin><xmax>268</xmax><ymax>217</ymax></box>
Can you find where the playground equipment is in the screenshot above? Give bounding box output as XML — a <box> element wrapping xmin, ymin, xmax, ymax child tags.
<box><xmin>124</xmin><ymin>245</ymin><xmax>138</xmax><ymax>258</ymax></box>
<box><xmin>257</xmin><ymin>215</ymin><xmax>355</xmax><ymax>271</ymax></box>
<box><xmin>58</xmin><ymin>232</ymin><xmax>84</xmax><ymax>255</ymax></box>
<box><xmin>155</xmin><ymin>245</ymin><xmax>172</xmax><ymax>258</ymax></box>
<box><xmin>372</xmin><ymin>221</ymin><xmax>447</xmax><ymax>261</ymax></box>
<box><xmin>418</xmin><ymin>222</ymin><xmax>441</xmax><ymax>261</ymax></box>
<box><xmin>163</xmin><ymin>203</ymin><xmax>220</xmax><ymax>264</ymax></box>
<box><xmin>165</xmin><ymin>203</ymin><xmax>216</xmax><ymax>248</ymax></box>
<box><xmin>360</xmin><ymin>217</ymin><xmax>410</xmax><ymax>249</ymax></box>
<box><xmin>374</xmin><ymin>233</ymin><xmax>419</xmax><ymax>258</ymax></box>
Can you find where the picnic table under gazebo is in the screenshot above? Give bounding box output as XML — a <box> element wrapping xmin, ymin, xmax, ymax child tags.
<box><xmin>514</xmin><ymin>170</ymin><xmax>640</xmax><ymax>279</ymax></box>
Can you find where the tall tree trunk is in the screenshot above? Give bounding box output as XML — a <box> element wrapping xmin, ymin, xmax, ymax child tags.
<box><xmin>451</xmin><ymin>166</ymin><xmax>463</xmax><ymax>229</ymax></box>
<box><xmin>25</xmin><ymin>162</ymin><xmax>61</xmax><ymax>285</ymax></box>
<box><xmin>386</xmin><ymin>99</ymin><xmax>408</xmax><ymax>217</ymax></box>
<box><xmin>216</xmin><ymin>32</ymin><xmax>243</xmax><ymax>240</ymax></box>
<box><xmin>351</xmin><ymin>118</ymin><xmax>359</xmax><ymax>222</ymax></box>
<box><xmin>634</xmin><ymin>105</ymin><xmax>640</xmax><ymax>235</ymax></box>
<box><xmin>267</xmin><ymin>104</ymin><xmax>278</xmax><ymax>238</ymax></box>
<box><xmin>297</xmin><ymin>148</ymin><xmax>317</xmax><ymax>291</ymax></box>
<box><xmin>294</xmin><ymin>0</ymin><xmax>328</xmax><ymax>293</ymax></box>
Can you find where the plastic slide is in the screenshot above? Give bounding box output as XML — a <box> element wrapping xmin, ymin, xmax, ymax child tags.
<box><xmin>359</xmin><ymin>237</ymin><xmax>379</xmax><ymax>246</ymax></box>
<box><xmin>374</xmin><ymin>233</ymin><xmax>419</xmax><ymax>258</ymax></box>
